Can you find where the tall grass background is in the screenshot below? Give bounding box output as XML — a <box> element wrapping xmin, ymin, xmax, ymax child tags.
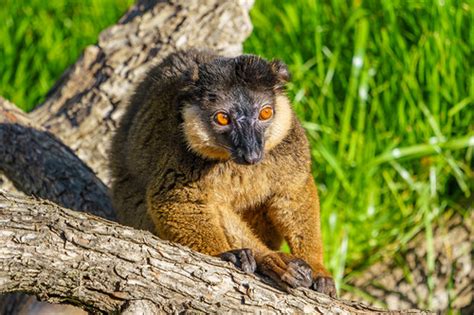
<box><xmin>246</xmin><ymin>0</ymin><xmax>472</xmax><ymax>307</ymax></box>
<box><xmin>1</xmin><ymin>0</ymin><xmax>472</xmax><ymax>310</ymax></box>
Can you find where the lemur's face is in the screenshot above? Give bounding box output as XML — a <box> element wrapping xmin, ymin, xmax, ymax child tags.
<box><xmin>180</xmin><ymin>55</ymin><xmax>292</xmax><ymax>165</ymax></box>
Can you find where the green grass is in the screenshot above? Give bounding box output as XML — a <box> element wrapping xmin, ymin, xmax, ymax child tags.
<box><xmin>1</xmin><ymin>0</ymin><xmax>472</xmax><ymax>310</ymax></box>
<box><xmin>245</xmin><ymin>0</ymin><xmax>473</xmax><ymax>307</ymax></box>
<box><xmin>0</xmin><ymin>0</ymin><xmax>133</xmax><ymax>112</ymax></box>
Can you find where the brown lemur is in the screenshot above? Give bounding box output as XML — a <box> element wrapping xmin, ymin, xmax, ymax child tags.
<box><xmin>110</xmin><ymin>50</ymin><xmax>336</xmax><ymax>296</ymax></box>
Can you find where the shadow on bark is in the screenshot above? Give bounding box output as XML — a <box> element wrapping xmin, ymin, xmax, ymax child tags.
<box><xmin>0</xmin><ymin>123</ymin><xmax>116</xmax><ymax>221</ymax></box>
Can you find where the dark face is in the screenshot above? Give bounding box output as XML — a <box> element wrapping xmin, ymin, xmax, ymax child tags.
<box><xmin>208</xmin><ymin>88</ymin><xmax>274</xmax><ymax>164</ymax></box>
<box><xmin>180</xmin><ymin>54</ymin><xmax>290</xmax><ymax>165</ymax></box>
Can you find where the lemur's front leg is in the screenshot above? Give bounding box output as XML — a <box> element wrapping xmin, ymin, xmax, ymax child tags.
<box><xmin>267</xmin><ymin>176</ymin><xmax>336</xmax><ymax>297</ymax></box>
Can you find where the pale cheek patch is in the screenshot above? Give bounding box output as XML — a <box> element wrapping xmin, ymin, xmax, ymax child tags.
<box><xmin>265</xmin><ymin>95</ymin><xmax>293</xmax><ymax>151</ymax></box>
<box><xmin>181</xmin><ymin>105</ymin><xmax>231</xmax><ymax>160</ymax></box>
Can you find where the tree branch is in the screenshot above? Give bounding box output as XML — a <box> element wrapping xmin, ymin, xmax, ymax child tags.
<box><xmin>0</xmin><ymin>191</ymin><xmax>429</xmax><ymax>314</ymax></box>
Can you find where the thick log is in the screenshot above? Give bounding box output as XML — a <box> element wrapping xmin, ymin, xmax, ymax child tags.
<box><xmin>0</xmin><ymin>191</ymin><xmax>430</xmax><ymax>314</ymax></box>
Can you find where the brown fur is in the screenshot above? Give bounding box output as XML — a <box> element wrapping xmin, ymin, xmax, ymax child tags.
<box><xmin>110</xmin><ymin>50</ymin><xmax>334</xmax><ymax>295</ymax></box>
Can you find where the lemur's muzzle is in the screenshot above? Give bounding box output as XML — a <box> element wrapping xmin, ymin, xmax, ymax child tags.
<box><xmin>231</xmin><ymin>121</ymin><xmax>265</xmax><ymax>165</ymax></box>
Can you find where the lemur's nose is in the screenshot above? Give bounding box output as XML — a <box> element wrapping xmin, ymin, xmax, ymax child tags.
<box><xmin>243</xmin><ymin>151</ymin><xmax>263</xmax><ymax>165</ymax></box>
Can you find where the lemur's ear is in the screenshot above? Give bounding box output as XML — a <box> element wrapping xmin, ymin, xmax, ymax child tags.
<box><xmin>270</xmin><ymin>60</ymin><xmax>290</xmax><ymax>84</ymax></box>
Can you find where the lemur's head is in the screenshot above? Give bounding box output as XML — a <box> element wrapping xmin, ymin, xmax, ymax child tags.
<box><xmin>179</xmin><ymin>54</ymin><xmax>292</xmax><ymax>165</ymax></box>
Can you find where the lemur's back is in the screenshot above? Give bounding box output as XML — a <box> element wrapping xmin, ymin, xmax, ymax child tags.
<box><xmin>109</xmin><ymin>51</ymin><xmax>208</xmax><ymax>230</ymax></box>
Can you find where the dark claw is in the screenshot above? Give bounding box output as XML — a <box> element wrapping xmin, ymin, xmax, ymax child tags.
<box><xmin>313</xmin><ymin>276</ymin><xmax>337</xmax><ymax>297</ymax></box>
<box><xmin>220</xmin><ymin>248</ymin><xmax>257</xmax><ymax>273</ymax></box>
<box><xmin>281</xmin><ymin>258</ymin><xmax>313</xmax><ymax>288</ymax></box>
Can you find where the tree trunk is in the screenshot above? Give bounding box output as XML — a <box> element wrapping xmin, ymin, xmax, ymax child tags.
<box><xmin>0</xmin><ymin>191</ymin><xmax>430</xmax><ymax>314</ymax></box>
<box><xmin>0</xmin><ymin>0</ymin><xmax>254</xmax><ymax>312</ymax></box>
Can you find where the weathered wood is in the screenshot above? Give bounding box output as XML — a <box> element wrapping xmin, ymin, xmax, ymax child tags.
<box><xmin>0</xmin><ymin>0</ymin><xmax>249</xmax><ymax>313</ymax></box>
<box><xmin>0</xmin><ymin>98</ymin><xmax>116</xmax><ymax>314</ymax></box>
<box><xmin>0</xmin><ymin>191</ymin><xmax>430</xmax><ymax>314</ymax></box>
<box><xmin>0</xmin><ymin>1</ymin><xmax>254</xmax><ymax>310</ymax></box>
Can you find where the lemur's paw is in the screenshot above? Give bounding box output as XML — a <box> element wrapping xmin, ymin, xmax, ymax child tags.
<box><xmin>281</xmin><ymin>257</ymin><xmax>313</xmax><ymax>288</ymax></box>
<box><xmin>258</xmin><ymin>252</ymin><xmax>313</xmax><ymax>291</ymax></box>
<box><xmin>313</xmin><ymin>276</ymin><xmax>337</xmax><ymax>297</ymax></box>
<box><xmin>220</xmin><ymin>248</ymin><xmax>257</xmax><ymax>274</ymax></box>
<box><xmin>309</xmin><ymin>263</ymin><xmax>337</xmax><ymax>297</ymax></box>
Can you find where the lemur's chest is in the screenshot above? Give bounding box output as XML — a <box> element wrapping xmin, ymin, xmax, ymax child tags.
<box><xmin>205</xmin><ymin>162</ymin><xmax>277</xmax><ymax>213</ymax></box>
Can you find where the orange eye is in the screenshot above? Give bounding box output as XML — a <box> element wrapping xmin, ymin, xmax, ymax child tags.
<box><xmin>259</xmin><ymin>106</ymin><xmax>273</xmax><ymax>121</ymax></box>
<box><xmin>214</xmin><ymin>112</ymin><xmax>230</xmax><ymax>126</ymax></box>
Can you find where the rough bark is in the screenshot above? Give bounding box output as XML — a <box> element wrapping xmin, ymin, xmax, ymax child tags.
<box><xmin>0</xmin><ymin>191</ymin><xmax>430</xmax><ymax>314</ymax></box>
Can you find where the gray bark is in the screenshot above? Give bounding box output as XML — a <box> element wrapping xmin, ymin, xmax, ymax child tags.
<box><xmin>1</xmin><ymin>0</ymin><xmax>255</xmax><ymax>312</ymax></box>
<box><xmin>0</xmin><ymin>191</ymin><xmax>430</xmax><ymax>314</ymax></box>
